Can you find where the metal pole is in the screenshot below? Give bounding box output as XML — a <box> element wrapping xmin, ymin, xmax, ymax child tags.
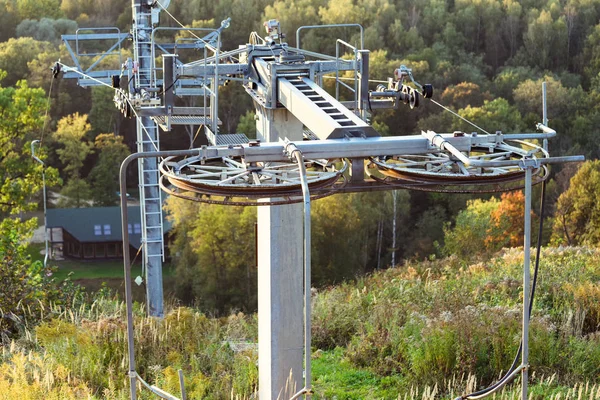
<box><xmin>288</xmin><ymin>144</ymin><xmax>312</xmax><ymax>399</ymax></box>
<box><xmin>392</xmin><ymin>190</ymin><xmax>397</xmax><ymax>267</ymax></box>
<box><xmin>522</xmin><ymin>167</ymin><xmax>532</xmax><ymax>400</ymax></box>
<box><xmin>542</xmin><ymin>82</ymin><xmax>548</xmax><ymax>126</ymax></box>
<box><xmin>120</xmin><ymin>148</ymin><xmax>200</xmax><ymax>400</ymax></box>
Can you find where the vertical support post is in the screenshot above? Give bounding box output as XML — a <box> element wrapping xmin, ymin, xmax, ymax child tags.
<box><xmin>357</xmin><ymin>50</ymin><xmax>369</xmax><ymax>120</ymax></box>
<box><xmin>391</xmin><ymin>190</ymin><xmax>397</xmax><ymax>267</ymax></box>
<box><xmin>542</xmin><ymin>82</ymin><xmax>548</xmax><ymax>126</ymax></box>
<box><xmin>522</xmin><ymin>166</ymin><xmax>532</xmax><ymax>400</ymax></box>
<box><xmin>120</xmin><ymin>156</ymin><xmax>138</xmax><ymax>400</ymax></box>
<box><xmin>256</xmin><ymin>107</ymin><xmax>304</xmax><ymax>400</ymax></box>
<box><xmin>163</xmin><ymin>54</ymin><xmax>176</xmax><ymax>131</ymax></box>
<box><xmin>133</xmin><ymin>0</ymin><xmax>164</xmax><ymax>317</ymax></box>
<box><xmin>542</xmin><ymin>81</ymin><xmax>548</xmax><ymax>151</ymax></box>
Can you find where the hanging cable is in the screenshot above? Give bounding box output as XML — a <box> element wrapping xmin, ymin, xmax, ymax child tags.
<box><xmin>39</xmin><ymin>77</ymin><xmax>55</xmax><ymax>147</ymax></box>
<box><xmin>55</xmin><ymin>63</ymin><xmax>165</xmax><ymax>158</ymax></box>
<box><xmin>456</xmin><ymin>178</ymin><xmax>547</xmax><ymax>400</ymax></box>
<box><xmin>324</xmin><ymin>75</ymin><xmax>492</xmax><ymax>135</ymax></box>
<box><xmin>427</xmin><ymin>98</ymin><xmax>492</xmax><ymax>135</ymax></box>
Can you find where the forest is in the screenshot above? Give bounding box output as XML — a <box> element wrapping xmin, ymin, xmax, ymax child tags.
<box><xmin>2</xmin><ymin>0</ymin><xmax>600</xmax><ymax>398</ymax></box>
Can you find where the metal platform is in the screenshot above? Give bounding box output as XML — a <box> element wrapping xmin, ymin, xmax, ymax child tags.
<box><xmin>152</xmin><ymin>115</ymin><xmax>221</xmax><ymax>131</ymax></box>
<box><xmin>216</xmin><ymin>133</ymin><xmax>250</xmax><ymax>145</ymax></box>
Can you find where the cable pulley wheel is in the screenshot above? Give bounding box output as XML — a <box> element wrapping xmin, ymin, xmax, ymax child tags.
<box><xmin>367</xmin><ymin>140</ymin><xmax>549</xmax><ymax>192</ymax></box>
<box><xmin>159</xmin><ymin>155</ymin><xmax>347</xmax><ymax>204</ymax></box>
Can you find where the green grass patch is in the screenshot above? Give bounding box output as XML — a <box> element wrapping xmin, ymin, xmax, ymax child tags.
<box><xmin>312</xmin><ymin>347</ymin><xmax>405</xmax><ymax>399</ymax></box>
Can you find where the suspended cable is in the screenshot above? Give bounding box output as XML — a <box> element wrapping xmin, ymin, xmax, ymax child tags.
<box><xmin>39</xmin><ymin>77</ymin><xmax>55</xmax><ymax>147</ymax></box>
<box><xmin>55</xmin><ymin>63</ymin><xmax>165</xmax><ymax>160</ymax></box>
<box><xmin>427</xmin><ymin>98</ymin><xmax>492</xmax><ymax>135</ymax></box>
<box><xmin>154</xmin><ymin>0</ymin><xmax>218</xmax><ymax>54</ymax></box>
<box><xmin>324</xmin><ymin>75</ymin><xmax>493</xmax><ymax>135</ymax></box>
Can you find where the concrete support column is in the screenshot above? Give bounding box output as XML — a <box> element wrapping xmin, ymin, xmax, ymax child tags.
<box><xmin>256</xmin><ymin>107</ymin><xmax>304</xmax><ymax>400</ymax></box>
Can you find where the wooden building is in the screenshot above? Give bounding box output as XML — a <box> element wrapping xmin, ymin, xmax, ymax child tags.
<box><xmin>47</xmin><ymin>206</ymin><xmax>171</xmax><ymax>260</ymax></box>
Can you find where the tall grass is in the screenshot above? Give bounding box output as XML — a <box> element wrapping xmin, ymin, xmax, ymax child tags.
<box><xmin>1</xmin><ymin>246</ymin><xmax>599</xmax><ymax>398</ymax></box>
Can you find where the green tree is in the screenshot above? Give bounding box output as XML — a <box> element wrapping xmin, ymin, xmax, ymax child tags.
<box><xmin>523</xmin><ymin>9</ymin><xmax>568</xmax><ymax>70</ymax></box>
<box><xmin>0</xmin><ymin>0</ymin><xmax>19</xmax><ymax>42</ymax></box>
<box><xmin>0</xmin><ymin>37</ymin><xmax>54</xmax><ymax>86</ymax></box>
<box><xmin>89</xmin><ymin>86</ymin><xmax>122</xmax><ymax>135</ymax></box>
<box><xmin>89</xmin><ymin>134</ymin><xmax>130</xmax><ymax>206</ymax></box>
<box><xmin>16</xmin><ymin>18</ymin><xmax>77</xmax><ymax>43</ymax></box>
<box><xmin>54</xmin><ymin>113</ymin><xmax>93</xmax><ymax>207</ymax></box>
<box><xmin>236</xmin><ymin>110</ymin><xmax>256</xmax><ymax>139</ymax></box>
<box><xmin>0</xmin><ymin>75</ymin><xmax>59</xmax><ymax>215</ymax></box>
<box><xmin>0</xmin><ymin>75</ymin><xmax>60</xmax><ymax>336</ymax></box>
<box><xmin>443</xmin><ymin>197</ymin><xmax>501</xmax><ymax>259</ymax></box>
<box><xmin>165</xmin><ymin>198</ymin><xmax>257</xmax><ymax>314</ymax></box>
<box><xmin>54</xmin><ymin>113</ymin><xmax>93</xmax><ymax>177</ymax></box>
<box><xmin>552</xmin><ymin>161</ymin><xmax>600</xmax><ymax>246</ymax></box>
<box><xmin>15</xmin><ymin>0</ymin><xmax>63</xmax><ymax>21</ymax></box>
<box><xmin>454</xmin><ymin>98</ymin><xmax>522</xmax><ymax>133</ymax></box>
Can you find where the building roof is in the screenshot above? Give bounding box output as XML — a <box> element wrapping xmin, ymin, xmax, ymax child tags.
<box><xmin>47</xmin><ymin>206</ymin><xmax>172</xmax><ymax>248</ymax></box>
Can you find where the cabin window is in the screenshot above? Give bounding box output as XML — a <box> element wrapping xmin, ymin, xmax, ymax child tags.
<box><xmin>103</xmin><ymin>224</ymin><xmax>111</xmax><ymax>235</ymax></box>
<box><xmin>94</xmin><ymin>225</ymin><xmax>102</xmax><ymax>236</ymax></box>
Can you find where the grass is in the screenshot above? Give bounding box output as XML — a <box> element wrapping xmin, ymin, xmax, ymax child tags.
<box><xmin>26</xmin><ymin>243</ymin><xmax>176</xmax><ymax>302</ymax></box>
<box><xmin>9</xmin><ymin>245</ymin><xmax>600</xmax><ymax>399</ymax></box>
<box><xmin>312</xmin><ymin>347</ymin><xmax>406</xmax><ymax>399</ymax></box>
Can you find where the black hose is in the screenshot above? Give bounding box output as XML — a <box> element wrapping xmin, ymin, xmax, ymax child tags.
<box><xmin>456</xmin><ymin>179</ymin><xmax>547</xmax><ymax>400</ymax></box>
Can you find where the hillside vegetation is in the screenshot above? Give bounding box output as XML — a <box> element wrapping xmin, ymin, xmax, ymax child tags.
<box><xmin>2</xmin><ymin>0</ymin><xmax>600</xmax><ymax>398</ymax></box>
<box><xmin>2</xmin><ymin>247</ymin><xmax>600</xmax><ymax>398</ymax></box>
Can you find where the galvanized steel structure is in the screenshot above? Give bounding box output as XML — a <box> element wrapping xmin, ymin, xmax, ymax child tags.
<box><xmin>58</xmin><ymin>3</ymin><xmax>583</xmax><ymax>399</ymax></box>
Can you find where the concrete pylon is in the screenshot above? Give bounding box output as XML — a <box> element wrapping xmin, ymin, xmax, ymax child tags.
<box><xmin>256</xmin><ymin>107</ymin><xmax>304</xmax><ymax>399</ymax></box>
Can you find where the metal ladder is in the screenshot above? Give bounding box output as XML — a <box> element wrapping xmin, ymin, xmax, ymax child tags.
<box><xmin>133</xmin><ymin>11</ymin><xmax>165</xmax><ymax>265</ymax></box>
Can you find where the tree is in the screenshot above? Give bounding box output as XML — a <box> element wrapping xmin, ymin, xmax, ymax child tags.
<box><xmin>440</xmin><ymin>82</ymin><xmax>491</xmax><ymax>110</ymax></box>
<box><xmin>0</xmin><ymin>37</ymin><xmax>54</xmax><ymax>86</ymax></box>
<box><xmin>487</xmin><ymin>191</ymin><xmax>527</xmax><ymax>249</ymax></box>
<box><xmin>89</xmin><ymin>133</ymin><xmax>130</xmax><ymax>206</ymax></box>
<box><xmin>0</xmin><ymin>75</ymin><xmax>60</xmax><ymax>336</ymax></box>
<box><xmin>0</xmin><ymin>75</ymin><xmax>59</xmax><ymax>215</ymax></box>
<box><xmin>236</xmin><ymin>110</ymin><xmax>256</xmax><ymax>139</ymax></box>
<box><xmin>54</xmin><ymin>113</ymin><xmax>93</xmax><ymax>177</ymax></box>
<box><xmin>15</xmin><ymin>0</ymin><xmax>63</xmax><ymax>20</ymax></box>
<box><xmin>16</xmin><ymin>18</ymin><xmax>77</xmax><ymax>43</ymax></box>
<box><xmin>454</xmin><ymin>98</ymin><xmax>523</xmax><ymax>133</ymax></box>
<box><xmin>165</xmin><ymin>197</ymin><xmax>257</xmax><ymax>314</ymax></box>
<box><xmin>523</xmin><ymin>9</ymin><xmax>568</xmax><ymax>70</ymax></box>
<box><xmin>443</xmin><ymin>197</ymin><xmax>501</xmax><ymax>259</ymax></box>
<box><xmin>89</xmin><ymin>86</ymin><xmax>122</xmax><ymax>135</ymax></box>
<box><xmin>53</xmin><ymin>113</ymin><xmax>93</xmax><ymax>207</ymax></box>
<box><xmin>0</xmin><ymin>0</ymin><xmax>19</xmax><ymax>42</ymax></box>
<box><xmin>552</xmin><ymin>161</ymin><xmax>600</xmax><ymax>246</ymax></box>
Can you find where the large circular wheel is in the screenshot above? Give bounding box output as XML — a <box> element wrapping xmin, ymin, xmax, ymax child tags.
<box><xmin>159</xmin><ymin>155</ymin><xmax>347</xmax><ymax>205</ymax></box>
<box><xmin>367</xmin><ymin>140</ymin><xmax>549</xmax><ymax>192</ymax></box>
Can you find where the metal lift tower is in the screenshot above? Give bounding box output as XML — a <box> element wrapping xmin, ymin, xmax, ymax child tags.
<box><xmin>60</xmin><ymin>10</ymin><xmax>584</xmax><ymax>400</ymax></box>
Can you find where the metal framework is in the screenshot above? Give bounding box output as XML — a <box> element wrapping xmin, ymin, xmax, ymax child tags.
<box><xmin>58</xmin><ymin>4</ymin><xmax>584</xmax><ymax>399</ymax></box>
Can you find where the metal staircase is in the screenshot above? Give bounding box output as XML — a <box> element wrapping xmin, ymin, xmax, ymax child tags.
<box><xmin>278</xmin><ymin>77</ymin><xmax>378</xmax><ymax>140</ymax></box>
